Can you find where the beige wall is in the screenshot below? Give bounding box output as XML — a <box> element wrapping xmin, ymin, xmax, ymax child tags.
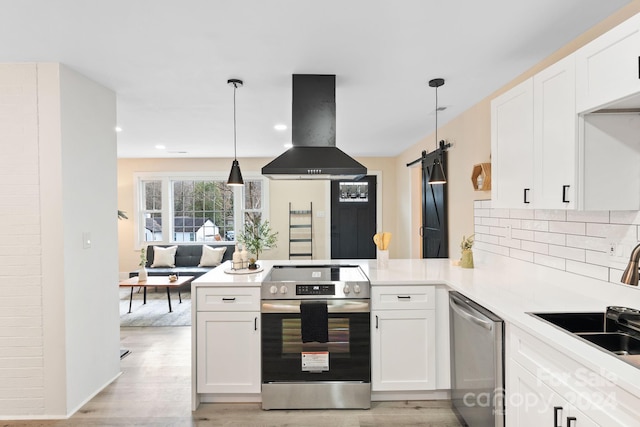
<box><xmin>117</xmin><ymin>156</ymin><xmax>398</xmax><ymax>274</ymax></box>
<box><xmin>396</xmin><ymin>1</ymin><xmax>640</xmax><ymax>260</ymax></box>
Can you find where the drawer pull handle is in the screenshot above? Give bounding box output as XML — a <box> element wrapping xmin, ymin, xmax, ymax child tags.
<box><xmin>376</xmin><ymin>315</ymin><xmax>379</xmax><ymax>329</ymax></box>
<box><xmin>567</xmin><ymin>416</ymin><xmax>576</xmax><ymax>427</ymax></box>
<box><xmin>397</xmin><ymin>296</ymin><xmax>411</xmax><ymax>300</ymax></box>
<box><xmin>222</xmin><ymin>297</ymin><xmax>236</xmax><ymax>302</ymax></box>
<box><xmin>254</xmin><ymin>317</ymin><xmax>257</xmax><ymax>331</ymax></box>
<box><xmin>524</xmin><ymin>188</ymin><xmax>530</xmax><ymax>204</ymax></box>
<box><xmin>553</xmin><ymin>406</ymin><xmax>563</xmax><ymax>427</ymax></box>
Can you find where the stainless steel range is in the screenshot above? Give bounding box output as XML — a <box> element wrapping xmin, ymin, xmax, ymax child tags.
<box><xmin>260</xmin><ymin>264</ymin><xmax>371</xmax><ymax>410</ymax></box>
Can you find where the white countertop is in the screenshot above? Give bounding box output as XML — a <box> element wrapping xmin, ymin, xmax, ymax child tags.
<box><xmin>193</xmin><ymin>251</ymin><xmax>640</xmax><ymax>400</ymax></box>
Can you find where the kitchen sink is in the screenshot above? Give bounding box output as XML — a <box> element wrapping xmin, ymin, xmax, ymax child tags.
<box><xmin>577</xmin><ymin>332</ymin><xmax>640</xmax><ymax>356</ymax></box>
<box><xmin>529</xmin><ymin>307</ymin><xmax>640</xmax><ymax>368</ymax></box>
<box><xmin>529</xmin><ymin>312</ymin><xmax>606</xmax><ymax>333</ymax></box>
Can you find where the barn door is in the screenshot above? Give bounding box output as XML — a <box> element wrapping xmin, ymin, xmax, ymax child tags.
<box><xmin>421</xmin><ymin>150</ymin><xmax>448</xmax><ymax>258</ymax></box>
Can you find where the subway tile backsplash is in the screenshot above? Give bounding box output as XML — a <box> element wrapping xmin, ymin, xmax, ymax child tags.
<box><xmin>474</xmin><ymin>200</ymin><xmax>640</xmax><ymax>284</ymax></box>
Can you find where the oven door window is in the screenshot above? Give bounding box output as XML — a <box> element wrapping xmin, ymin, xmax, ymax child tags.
<box><xmin>262</xmin><ymin>312</ymin><xmax>370</xmax><ymax>382</ymax></box>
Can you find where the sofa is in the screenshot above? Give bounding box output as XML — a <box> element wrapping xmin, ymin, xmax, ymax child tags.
<box><xmin>129</xmin><ymin>243</ymin><xmax>235</xmax><ymax>282</ymax></box>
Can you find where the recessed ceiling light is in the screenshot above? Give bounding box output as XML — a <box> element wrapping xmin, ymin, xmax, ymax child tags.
<box><xmin>274</xmin><ymin>124</ymin><xmax>287</xmax><ymax>131</ymax></box>
<box><xmin>284</xmin><ymin>143</ymin><xmax>293</xmax><ymax>149</ymax></box>
<box><xmin>155</xmin><ymin>144</ymin><xmax>166</xmax><ymax>150</ymax></box>
<box><xmin>115</xmin><ymin>126</ymin><xmax>122</xmax><ymax>132</ymax></box>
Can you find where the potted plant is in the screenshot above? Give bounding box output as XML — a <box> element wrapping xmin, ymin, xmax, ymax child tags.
<box><xmin>236</xmin><ymin>215</ymin><xmax>278</xmax><ymax>262</ymax></box>
<box><xmin>460</xmin><ymin>234</ymin><xmax>475</xmax><ymax>269</ymax></box>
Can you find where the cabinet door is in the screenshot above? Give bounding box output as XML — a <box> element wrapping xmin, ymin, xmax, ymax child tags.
<box><xmin>491</xmin><ymin>78</ymin><xmax>534</xmax><ymax>207</ymax></box>
<box><xmin>576</xmin><ymin>13</ymin><xmax>640</xmax><ymax>113</ymax></box>
<box><xmin>533</xmin><ymin>55</ymin><xmax>577</xmax><ymax>209</ymax></box>
<box><xmin>508</xmin><ymin>361</ymin><xmax>599</xmax><ymax>427</ymax></box>
<box><xmin>371</xmin><ymin>310</ymin><xmax>436</xmax><ymax>391</ymax></box>
<box><xmin>196</xmin><ymin>311</ymin><xmax>260</xmax><ymax>393</ymax></box>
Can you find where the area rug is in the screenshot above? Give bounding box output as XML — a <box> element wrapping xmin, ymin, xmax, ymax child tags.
<box><xmin>119</xmin><ymin>288</ymin><xmax>191</xmax><ymax>327</ymax></box>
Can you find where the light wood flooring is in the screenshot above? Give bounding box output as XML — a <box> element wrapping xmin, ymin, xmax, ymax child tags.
<box><xmin>3</xmin><ymin>326</ymin><xmax>463</xmax><ymax>427</ymax></box>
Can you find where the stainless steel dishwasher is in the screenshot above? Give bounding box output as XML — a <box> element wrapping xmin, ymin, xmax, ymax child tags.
<box><xmin>449</xmin><ymin>291</ymin><xmax>504</xmax><ymax>427</ymax></box>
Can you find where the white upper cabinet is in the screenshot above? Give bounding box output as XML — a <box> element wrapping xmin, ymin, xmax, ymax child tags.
<box><xmin>533</xmin><ymin>55</ymin><xmax>577</xmax><ymax>209</ymax></box>
<box><xmin>575</xmin><ymin>12</ymin><xmax>640</xmax><ymax>113</ymax></box>
<box><xmin>491</xmin><ymin>79</ymin><xmax>534</xmax><ymax>208</ymax></box>
<box><xmin>491</xmin><ymin>56</ymin><xmax>576</xmax><ymax>209</ymax></box>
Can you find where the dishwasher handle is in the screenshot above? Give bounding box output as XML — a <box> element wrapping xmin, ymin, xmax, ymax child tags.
<box><xmin>450</xmin><ymin>297</ymin><xmax>494</xmax><ymax>331</ymax></box>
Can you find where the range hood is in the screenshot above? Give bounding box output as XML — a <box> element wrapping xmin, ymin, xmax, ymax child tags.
<box><xmin>262</xmin><ymin>74</ymin><xmax>367</xmax><ymax>180</ymax></box>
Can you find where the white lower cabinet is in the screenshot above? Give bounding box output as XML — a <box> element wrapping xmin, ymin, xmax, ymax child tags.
<box><xmin>371</xmin><ymin>286</ymin><xmax>437</xmax><ymax>391</ymax></box>
<box><xmin>507</xmin><ymin>325</ymin><xmax>640</xmax><ymax>426</ymax></box>
<box><xmin>195</xmin><ymin>287</ymin><xmax>261</xmax><ymax>394</ymax></box>
<box><xmin>509</xmin><ymin>360</ymin><xmax>598</xmax><ymax>427</ymax></box>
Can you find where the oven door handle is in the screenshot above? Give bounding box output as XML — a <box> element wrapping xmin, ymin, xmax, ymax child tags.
<box><xmin>261</xmin><ymin>299</ymin><xmax>370</xmax><ymax>313</ymax></box>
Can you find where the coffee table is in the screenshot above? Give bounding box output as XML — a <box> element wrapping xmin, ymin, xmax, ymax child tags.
<box><xmin>119</xmin><ymin>276</ymin><xmax>194</xmax><ymax>313</ymax></box>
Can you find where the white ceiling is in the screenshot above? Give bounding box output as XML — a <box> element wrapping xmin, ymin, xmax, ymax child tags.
<box><xmin>0</xmin><ymin>0</ymin><xmax>631</xmax><ymax>159</ymax></box>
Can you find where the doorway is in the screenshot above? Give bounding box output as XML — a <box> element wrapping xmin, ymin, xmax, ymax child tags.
<box><xmin>330</xmin><ymin>175</ymin><xmax>377</xmax><ymax>259</ymax></box>
<box><xmin>421</xmin><ymin>150</ymin><xmax>448</xmax><ymax>258</ymax></box>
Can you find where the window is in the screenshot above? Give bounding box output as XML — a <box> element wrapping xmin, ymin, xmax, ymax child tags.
<box><xmin>135</xmin><ymin>173</ymin><xmax>268</xmax><ymax>246</ymax></box>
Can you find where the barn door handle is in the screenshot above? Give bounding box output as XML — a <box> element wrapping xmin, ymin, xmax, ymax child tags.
<box><xmin>562</xmin><ymin>185</ymin><xmax>570</xmax><ymax>203</ymax></box>
<box><xmin>419</xmin><ymin>227</ymin><xmax>424</xmax><ymax>237</ymax></box>
<box><xmin>523</xmin><ymin>188</ymin><xmax>530</xmax><ymax>204</ymax></box>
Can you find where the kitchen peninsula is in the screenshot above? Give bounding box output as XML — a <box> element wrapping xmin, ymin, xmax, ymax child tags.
<box><xmin>191</xmin><ymin>254</ymin><xmax>640</xmax><ymax>426</ymax></box>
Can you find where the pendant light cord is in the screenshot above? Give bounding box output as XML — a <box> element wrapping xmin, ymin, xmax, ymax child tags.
<box><xmin>233</xmin><ymin>82</ymin><xmax>238</xmax><ymax>160</ymax></box>
<box><xmin>435</xmin><ymin>85</ymin><xmax>438</xmax><ymax>150</ymax></box>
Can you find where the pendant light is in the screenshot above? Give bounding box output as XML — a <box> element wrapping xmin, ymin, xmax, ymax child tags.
<box><xmin>428</xmin><ymin>78</ymin><xmax>446</xmax><ymax>184</ymax></box>
<box><xmin>227</xmin><ymin>78</ymin><xmax>244</xmax><ymax>186</ymax></box>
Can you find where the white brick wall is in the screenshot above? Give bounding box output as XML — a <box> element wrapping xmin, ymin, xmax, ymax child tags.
<box><xmin>474</xmin><ymin>200</ymin><xmax>640</xmax><ymax>285</ymax></box>
<box><xmin>0</xmin><ymin>64</ymin><xmax>44</xmax><ymax>414</ymax></box>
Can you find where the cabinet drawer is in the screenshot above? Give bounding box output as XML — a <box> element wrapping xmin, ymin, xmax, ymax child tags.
<box><xmin>372</xmin><ymin>286</ymin><xmax>435</xmax><ymax>310</ymax></box>
<box><xmin>196</xmin><ymin>287</ymin><xmax>260</xmax><ymax>311</ymax></box>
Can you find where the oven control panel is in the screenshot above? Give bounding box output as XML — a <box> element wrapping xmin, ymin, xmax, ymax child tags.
<box><xmin>296</xmin><ymin>284</ymin><xmax>335</xmax><ymax>296</ymax></box>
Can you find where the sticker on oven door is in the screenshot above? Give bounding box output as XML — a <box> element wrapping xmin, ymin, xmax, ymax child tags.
<box><xmin>301</xmin><ymin>351</ymin><xmax>329</xmax><ymax>371</ymax></box>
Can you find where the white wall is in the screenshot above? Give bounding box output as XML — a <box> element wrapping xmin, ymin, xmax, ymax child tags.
<box><xmin>0</xmin><ymin>63</ymin><xmax>119</xmax><ymax>418</ymax></box>
<box><xmin>58</xmin><ymin>65</ymin><xmax>120</xmax><ymax>414</ymax></box>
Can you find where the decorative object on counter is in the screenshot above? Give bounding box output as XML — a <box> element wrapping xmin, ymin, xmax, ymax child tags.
<box><xmin>240</xmin><ymin>243</ymin><xmax>249</xmax><ymax>269</ymax></box>
<box><xmin>168</xmin><ymin>274</ymin><xmax>178</xmax><ymax>282</ymax></box>
<box><xmin>460</xmin><ymin>234</ymin><xmax>475</xmax><ymax>268</ymax></box>
<box><xmin>224</xmin><ymin>265</ymin><xmax>264</xmax><ymax>275</ymax></box>
<box><xmin>232</xmin><ymin>243</ymin><xmax>243</xmax><ymax>270</ymax></box>
<box><xmin>138</xmin><ymin>246</ymin><xmax>148</xmax><ymax>282</ymax></box>
<box><xmin>248</xmin><ymin>258</ymin><xmax>258</xmax><ymax>270</ymax></box>
<box><xmin>226</xmin><ymin>78</ymin><xmax>244</xmax><ymax>186</ymax></box>
<box><xmin>236</xmin><ymin>215</ymin><xmax>278</xmax><ymax>260</ymax></box>
<box><xmin>373</xmin><ymin>232</ymin><xmax>392</xmax><ymax>269</ymax></box>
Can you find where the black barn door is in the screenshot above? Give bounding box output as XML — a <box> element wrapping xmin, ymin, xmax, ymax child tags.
<box><xmin>331</xmin><ymin>175</ymin><xmax>377</xmax><ymax>259</ymax></box>
<box><xmin>421</xmin><ymin>150</ymin><xmax>448</xmax><ymax>258</ymax></box>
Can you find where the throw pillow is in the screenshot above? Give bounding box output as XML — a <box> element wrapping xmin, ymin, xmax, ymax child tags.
<box><xmin>198</xmin><ymin>245</ymin><xmax>227</xmax><ymax>267</ymax></box>
<box><xmin>150</xmin><ymin>246</ymin><xmax>178</xmax><ymax>268</ymax></box>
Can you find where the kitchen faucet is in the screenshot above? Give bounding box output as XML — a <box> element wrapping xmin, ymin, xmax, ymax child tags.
<box><xmin>621</xmin><ymin>243</ymin><xmax>640</xmax><ymax>286</ymax></box>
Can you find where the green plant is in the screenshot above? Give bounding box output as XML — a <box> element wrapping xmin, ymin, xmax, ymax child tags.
<box><xmin>236</xmin><ymin>216</ymin><xmax>278</xmax><ymax>260</ymax></box>
<box><xmin>139</xmin><ymin>247</ymin><xmax>147</xmax><ymax>267</ymax></box>
<box><xmin>460</xmin><ymin>234</ymin><xmax>475</xmax><ymax>251</ymax></box>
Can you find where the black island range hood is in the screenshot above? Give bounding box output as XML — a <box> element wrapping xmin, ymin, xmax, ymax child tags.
<box><xmin>262</xmin><ymin>74</ymin><xmax>367</xmax><ymax>180</ymax></box>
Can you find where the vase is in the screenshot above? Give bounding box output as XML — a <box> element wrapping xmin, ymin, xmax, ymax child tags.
<box><xmin>138</xmin><ymin>266</ymin><xmax>148</xmax><ymax>282</ymax></box>
<box><xmin>460</xmin><ymin>249</ymin><xmax>474</xmax><ymax>269</ymax></box>
<box><xmin>377</xmin><ymin>249</ymin><xmax>389</xmax><ymax>269</ymax></box>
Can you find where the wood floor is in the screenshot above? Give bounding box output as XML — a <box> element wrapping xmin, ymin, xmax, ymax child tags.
<box><xmin>4</xmin><ymin>326</ymin><xmax>463</xmax><ymax>427</ymax></box>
